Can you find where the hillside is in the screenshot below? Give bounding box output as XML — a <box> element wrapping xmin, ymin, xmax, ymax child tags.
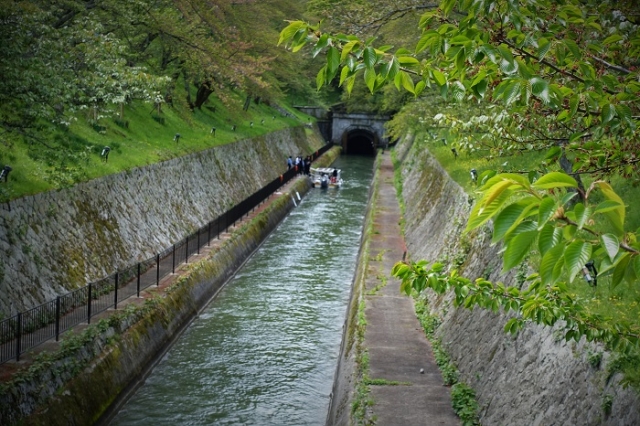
<box><xmin>0</xmin><ymin>0</ymin><xmax>331</xmax><ymax>202</ymax></box>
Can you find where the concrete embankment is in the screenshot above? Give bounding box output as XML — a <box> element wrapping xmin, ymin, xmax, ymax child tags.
<box><xmin>397</xmin><ymin>135</ymin><xmax>640</xmax><ymax>425</ymax></box>
<box><xmin>327</xmin><ymin>150</ymin><xmax>459</xmax><ymax>425</ymax></box>
<box><xmin>0</xmin><ymin>138</ymin><xmax>339</xmax><ymax>425</ymax></box>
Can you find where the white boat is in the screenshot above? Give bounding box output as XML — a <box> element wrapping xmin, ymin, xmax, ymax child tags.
<box><xmin>310</xmin><ymin>167</ymin><xmax>343</xmax><ymax>189</ymax></box>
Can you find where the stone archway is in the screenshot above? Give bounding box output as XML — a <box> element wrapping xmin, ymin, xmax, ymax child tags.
<box><xmin>341</xmin><ymin>127</ymin><xmax>378</xmax><ymax>155</ymax></box>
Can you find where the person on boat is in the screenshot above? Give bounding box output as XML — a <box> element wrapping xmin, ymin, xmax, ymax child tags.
<box><xmin>320</xmin><ymin>173</ymin><xmax>328</xmax><ymax>189</ymax></box>
<box><xmin>330</xmin><ymin>168</ymin><xmax>338</xmax><ymax>184</ymax></box>
<box><xmin>287</xmin><ymin>156</ymin><xmax>293</xmax><ymax>170</ymax></box>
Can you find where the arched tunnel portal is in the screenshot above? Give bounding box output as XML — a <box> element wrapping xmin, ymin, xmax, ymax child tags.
<box><xmin>341</xmin><ymin>128</ymin><xmax>378</xmax><ymax>156</ymax></box>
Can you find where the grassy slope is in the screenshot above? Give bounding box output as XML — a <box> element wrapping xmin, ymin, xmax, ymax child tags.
<box><xmin>1</xmin><ymin>85</ymin><xmax>315</xmax><ymax>201</ymax></box>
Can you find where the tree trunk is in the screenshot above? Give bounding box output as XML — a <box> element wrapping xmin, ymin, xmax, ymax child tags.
<box><xmin>243</xmin><ymin>95</ymin><xmax>251</xmax><ymax>111</ymax></box>
<box><xmin>194</xmin><ymin>82</ymin><xmax>213</xmax><ymax>109</ymax></box>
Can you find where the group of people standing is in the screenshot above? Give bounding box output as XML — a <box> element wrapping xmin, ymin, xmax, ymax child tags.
<box><xmin>287</xmin><ymin>155</ymin><xmax>311</xmax><ymax>175</ymax></box>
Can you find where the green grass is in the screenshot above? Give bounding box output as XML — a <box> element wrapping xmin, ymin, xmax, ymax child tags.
<box><xmin>0</xmin><ymin>87</ymin><xmax>316</xmax><ymax>202</ymax></box>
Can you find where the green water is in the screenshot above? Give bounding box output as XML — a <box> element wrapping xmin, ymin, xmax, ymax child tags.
<box><xmin>110</xmin><ymin>155</ymin><xmax>374</xmax><ymax>425</ymax></box>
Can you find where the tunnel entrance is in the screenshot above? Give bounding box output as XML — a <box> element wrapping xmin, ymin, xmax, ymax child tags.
<box><xmin>342</xmin><ymin>128</ymin><xmax>378</xmax><ymax>156</ymax></box>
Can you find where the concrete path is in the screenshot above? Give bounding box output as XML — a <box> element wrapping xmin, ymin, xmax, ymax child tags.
<box><xmin>362</xmin><ymin>152</ymin><xmax>459</xmax><ymax>425</ymax></box>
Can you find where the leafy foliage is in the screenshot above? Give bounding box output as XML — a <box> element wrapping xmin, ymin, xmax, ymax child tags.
<box><xmin>280</xmin><ymin>0</ymin><xmax>640</xmax><ymax>359</ymax></box>
<box><xmin>280</xmin><ymin>0</ymin><xmax>640</xmax><ymax>180</ymax></box>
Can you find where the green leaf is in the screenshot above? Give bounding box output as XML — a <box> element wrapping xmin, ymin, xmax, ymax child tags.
<box><xmin>466</xmin><ymin>188</ymin><xmax>514</xmax><ymax>232</ymax></box>
<box><xmin>564</xmin><ymin>39</ymin><xmax>582</xmax><ymax>60</ymax></box>
<box><xmin>532</xmin><ymin>172</ymin><xmax>577</xmax><ymax>189</ymax></box>
<box><xmin>381</xmin><ymin>57</ymin><xmax>400</xmax><ymax>80</ymax></box>
<box><xmin>414</xmin><ymin>80</ymin><xmax>426</xmax><ymax>96</ymax></box>
<box><xmin>536</xmin><ymin>37</ymin><xmax>551</xmax><ymax>60</ymax></box>
<box><xmin>397</xmin><ymin>56</ymin><xmax>420</xmax><ymax>67</ymax></box>
<box><xmin>594</xmin><ymin>200</ymin><xmax>624</xmax><ymax>214</ymax></box>
<box><xmin>615</xmin><ymin>104</ymin><xmax>635</xmax><ymax>128</ymax></box>
<box><xmin>600</xmin><ymin>103</ymin><xmax>616</xmax><ymax>124</ymax></box>
<box><xmin>503</xmin><ymin>230</ymin><xmax>538</xmax><ymax>271</ymax></box>
<box><xmin>530</xmin><ymin>77</ymin><xmax>550</xmax><ymax>103</ymax></box>
<box><xmin>339</xmin><ymin>65</ymin><xmax>350</xmax><ymax>86</ymax></box>
<box><xmin>278</xmin><ymin>21</ymin><xmax>306</xmax><ymax>46</ymax></box>
<box><xmin>472</xmin><ymin>78</ymin><xmax>488</xmax><ymax>98</ymax></box>
<box><xmin>601</xmin><ymin>234</ymin><xmax>620</xmax><ymax>262</ymax></box>
<box><xmin>540</xmin><ymin>244</ymin><xmax>565</xmax><ymax>284</ymax></box>
<box><xmin>538</xmin><ymin>223</ymin><xmax>561</xmax><ymax>256</ymax></box>
<box><xmin>634</xmin><ymin>256</ymin><xmax>640</xmax><ymax>279</ymax></box>
<box><xmin>564</xmin><ymin>240</ymin><xmax>592</xmax><ymax>282</ymax></box>
<box><xmin>611</xmin><ymin>253</ymin><xmax>631</xmax><ymax>289</ymax></box>
<box><xmin>440</xmin><ymin>0</ymin><xmax>457</xmax><ymax>17</ymax></box>
<box><xmin>603</xmin><ymin>33</ymin><xmax>624</xmax><ymax>45</ymax></box>
<box><xmin>316</xmin><ymin>65</ymin><xmax>326</xmax><ymax>90</ymax></box>
<box><xmin>572</xmin><ymin>203</ymin><xmax>590</xmax><ymax>229</ymax></box>
<box><xmin>363</xmin><ymin>46</ymin><xmax>377</xmax><ymax>69</ymax></box>
<box><xmin>451</xmin><ymin>80</ymin><xmax>465</xmax><ymax>101</ymax></box>
<box><xmin>400</xmin><ymin>71</ymin><xmax>415</xmax><ymax>94</ymax></box>
<box><xmin>544</xmin><ymin>146</ymin><xmax>562</xmax><ymax>161</ymax></box>
<box><xmin>595</xmin><ymin>182</ymin><xmax>625</xmax><ymax>235</ymax></box>
<box><xmin>537</xmin><ymin>196</ymin><xmax>556</xmax><ymax>229</ymax></box>
<box><xmin>341</xmin><ymin>40</ymin><xmax>359</xmax><ymax>62</ymax></box>
<box><xmin>432</xmin><ymin>69</ymin><xmax>447</xmax><ymax>86</ymax></box>
<box><xmin>364</xmin><ymin>67</ymin><xmax>376</xmax><ymax>93</ymax></box>
<box><xmin>327</xmin><ymin>46</ymin><xmax>340</xmax><ymax>79</ymax></box>
<box><xmin>492</xmin><ymin>201</ymin><xmax>530</xmax><ymax>243</ymax></box>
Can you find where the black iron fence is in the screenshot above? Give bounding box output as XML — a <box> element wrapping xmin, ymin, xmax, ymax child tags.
<box><xmin>0</xmin><ymin>143</ymin><xmax>333</xmax><ymax>364</ymax></box>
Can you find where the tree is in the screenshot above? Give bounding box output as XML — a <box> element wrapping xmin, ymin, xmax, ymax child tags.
<box><xmin>279</xmin><ymin>0</ymin><xmax>640</xmax><ymax>351</ymax></box>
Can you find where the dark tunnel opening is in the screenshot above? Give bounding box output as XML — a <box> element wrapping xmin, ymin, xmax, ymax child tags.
<box><xmin>343</xmin><ymin>129</ymin><xmax>377</xmax><ymax>156</ymax></box>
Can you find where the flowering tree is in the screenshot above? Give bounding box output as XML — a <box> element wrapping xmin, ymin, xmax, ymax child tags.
<box><xmin>279</xmin><ymin>0</ymin><xmax>640</xmax><ymax>351</ymax></box>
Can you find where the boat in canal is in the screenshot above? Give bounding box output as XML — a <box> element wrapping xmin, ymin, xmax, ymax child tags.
<box><xmin>310</xmin><ymin>167</ymin><xmax>343</xmax><ymax>189</ymax></box>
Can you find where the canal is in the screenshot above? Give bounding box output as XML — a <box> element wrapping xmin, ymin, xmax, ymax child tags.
<box><xmin>110</xmin><ymin>154</ymin><xmax>374</xmax><ymax>425</ymax></box>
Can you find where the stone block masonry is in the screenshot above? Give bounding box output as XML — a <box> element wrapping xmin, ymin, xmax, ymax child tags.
<box><xmin>0</xmin><ymin>127</ymin><xmax>323</xmax><ymax>318</ymax></box>
<box><xmin>398</xmin><ymin>135</ymin><xmax>640</xmax><ymax>425</ymax></box>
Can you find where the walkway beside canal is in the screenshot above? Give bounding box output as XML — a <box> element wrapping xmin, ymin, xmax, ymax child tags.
<box><xmin>361</xmin><ymin>151</ymin><xmax>459</xmax><ymax>425</ymax></box>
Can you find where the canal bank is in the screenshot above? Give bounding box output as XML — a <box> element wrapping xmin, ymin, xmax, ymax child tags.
<box><xmin>0</xmin><ymin>147</ymin><xmax>341</xmax><ymax>426</ymax></box>
<box><xmin>327</xmin><ymin>149</ymin><xmax>459</xmax><ymax>425</ymax></box>
<box><xmin>110</xmin><ymin>154</ymin><xmax>376</xmax><ymax>425</ymax></box>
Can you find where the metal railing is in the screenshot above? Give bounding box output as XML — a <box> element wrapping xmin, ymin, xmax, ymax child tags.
<box><xmin>0</xmin><ymin>143</ymin><xmax>334</xmax><ymax>364</ymax></box>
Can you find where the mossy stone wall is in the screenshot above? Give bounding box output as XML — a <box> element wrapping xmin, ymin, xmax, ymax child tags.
<box><xmin>398</xmin><ymin>136</ymin><xmax>640</xmax><ymax>425</ymax></box>
<box><xmin>0</xmin><ymin>127</ymin><xmax>324</xmax><ymax>317</ymax></box>
<box><xmin>0</xmin><ymin>144</ymin><xmax>345</xmax><ymax>425</ymax></box>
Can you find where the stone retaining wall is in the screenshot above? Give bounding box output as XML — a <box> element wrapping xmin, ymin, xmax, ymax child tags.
<box><xmin>399</xmin><ymin>136</ymin><xmax>640</xmax><ymax>425</ymax></box>
<box><xmin>0</xmin><ymin>127</ymin><xmax>323</xmax><ymax>317</ymax></box>
<box><xmin>0</xmin><ymin>145</ymin><xmax>343</xmax><ymax>426</ymax></box>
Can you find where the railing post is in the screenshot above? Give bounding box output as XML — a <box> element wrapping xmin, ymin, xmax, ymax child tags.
<box><xmin>207</xmin><ymin>222</ymin><xmax>211</xmax><ymax>246</ymax></box>
<box><xmin>137</xmin><ymin>263</ymin><xmax>141</xmax><ymax>297</ymax></box>
<box><xmin>15</xmin><ymin>312</ymin><xmax>22</xmax><ymax>362</ymax></box>
<box><xmin>87</xmin><ymin>284</ymin><xmax>92</xmax><ymax>324</ymax></box>
<box><xmin>156</xmin><ymin>254</ymin><xmax>160</xmax><ymax>286</ymax></box>
<box><xmin>172</xmin><ymin>244</ymin><xmax>176</xmax><ymax>274</ymax></box>
<box><xmin>197</xmin><ymin>230</ymin><xmax>200</xmax><ymax>255</ymax></box>
<box><xmin>185</xmin><ymin>235</ymin><xmax>189</xmax><ymax>264</ymax></box>
<box><xmin>55</xmin><ymin>296</ymin><xmax>61</xmax><ymax>342</ymax></box>
<box><xmin>114</xmin><ymin>273</ymin><xmax>119</xmax><ymax>309</ymax></box>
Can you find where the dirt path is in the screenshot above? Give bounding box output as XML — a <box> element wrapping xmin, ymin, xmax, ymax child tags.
<box><xmin>362</xmin><ymin>152</ymin><xmax>459</xmax><ymax>425</ymax></box>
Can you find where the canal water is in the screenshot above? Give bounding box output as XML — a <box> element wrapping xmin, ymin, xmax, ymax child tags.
<box><xmin>110</xmin><ymin>155</ymin><xmax>374</xmax><ymax>426</ymax></box>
